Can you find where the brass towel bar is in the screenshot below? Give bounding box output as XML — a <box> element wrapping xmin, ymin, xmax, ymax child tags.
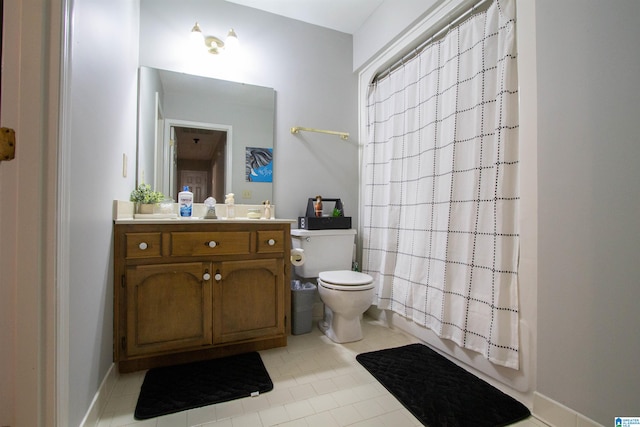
<box><xmin>290</xmin><ymin>126</ymin><xmax>349</xmax><ymax>140</ymax></box>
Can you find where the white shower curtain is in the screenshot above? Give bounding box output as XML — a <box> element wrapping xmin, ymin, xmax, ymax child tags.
<box><xmin>362</xmin><ymin>0</ymin><xmax>520</xmax><ymax>369</ymax></box>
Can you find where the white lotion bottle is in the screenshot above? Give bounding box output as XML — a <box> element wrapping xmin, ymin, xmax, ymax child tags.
<box><xmin>178</xmin><ymin>186</ymin><xmax>194</xmax><ymax>217</ymax></box>
<box><xmin>225</xmin><ymin>193</ymin><xmax>235</xmax><ymax>219</ymax></box>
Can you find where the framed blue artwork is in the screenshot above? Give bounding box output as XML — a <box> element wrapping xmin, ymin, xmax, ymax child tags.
<box><xmin>245</xmin><ymin>147</ymin><xmax>273</xmax><ymax>182</ymax></box>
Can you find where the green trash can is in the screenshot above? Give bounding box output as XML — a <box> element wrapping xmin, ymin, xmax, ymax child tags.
<box><xmin>291</xmin><ymin>280</ymin><xmax>317</xmax><ymax>335</ymax></box>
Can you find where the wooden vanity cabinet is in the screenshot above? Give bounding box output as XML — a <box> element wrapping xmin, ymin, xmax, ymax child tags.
<box><xmin>113</xmin><ymin>221</ymin><xmax>292</xmax><ymax>373</ymax></box>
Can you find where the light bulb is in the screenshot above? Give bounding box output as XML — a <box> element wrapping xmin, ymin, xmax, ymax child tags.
<box><xmin>190</xmin><ymin>22</ymin><xmax>204</xmax><ymax>48</ymax></box>
<box><xmin>225</xmin><ymin>28</ymin><xmax>239</xmax><ymax>51</ymax></box>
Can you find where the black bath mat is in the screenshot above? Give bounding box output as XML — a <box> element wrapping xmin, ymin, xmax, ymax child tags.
<box><xmin>134</xmin><ymin>352</ymin><xmax>273</xmax><ymax>420</ymax></box>
<box><xmin>356</xmin><ymin>344</ymin><xmax>530</xmax><ymax>426</ymax></box>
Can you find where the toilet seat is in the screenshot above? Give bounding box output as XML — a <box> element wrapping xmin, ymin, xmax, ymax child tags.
<box><xmin>318</xmin><ymin>270</ymin><xmax>374</xmax><ymax>291</ymax></box>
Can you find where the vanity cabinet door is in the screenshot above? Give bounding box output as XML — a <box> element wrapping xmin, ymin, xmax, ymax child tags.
<box><xmin>213</xmin><ymin>258</ymin><xmax>285</xmax><ymax>344</ymax></box>
<box><xmin>125</xmin><ymin>262</ymin><xmax>213</xmax><ymax>357</ymax></box>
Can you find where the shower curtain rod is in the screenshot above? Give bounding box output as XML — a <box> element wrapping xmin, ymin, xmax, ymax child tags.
<box><xmin>375</xmin><ymin>0</ymin><xmax>492</xmax><ymax>82</ymax></box>
<box><xmin>290</xmin><ymin>126</ymin><xmax>349</xmax><ymax>140</ymax></box>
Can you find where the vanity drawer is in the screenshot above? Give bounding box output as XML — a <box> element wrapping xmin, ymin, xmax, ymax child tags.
<box><xmin>256</xmin><ymin>230</ymin><xmax>285</xmax><ymax>253</ymax></box>
<box><xmin>171</xmin><ymin>231</ymin><xmax>251</xmax><ymax>256</ymax></box>
<box><xmin>125</xmin><ymin>232</ymin><xmax>162</xmax><ymax>259</ymax></box>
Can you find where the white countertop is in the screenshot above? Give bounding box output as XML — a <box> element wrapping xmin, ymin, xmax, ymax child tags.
<box><xmin>114</xmin><ymin>217</ymin><xmax>296</xmax><ymax>225</ymax></box>
<box><xmin>113</xmin><ymin>200</ymin><xmax>295</xmax><ymax>224</ymax></box>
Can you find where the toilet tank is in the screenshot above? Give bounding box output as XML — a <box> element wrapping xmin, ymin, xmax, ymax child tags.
<box><xmin>291</xmin><ymin>229</ymin><xmax>356</xmax><ymax>278</ymax></box>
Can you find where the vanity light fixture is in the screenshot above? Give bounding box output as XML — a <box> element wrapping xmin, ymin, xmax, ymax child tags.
<box><xmin>190</xmin><ymin>22</ymin><xmax>239</xmax><ymax>55</ymax></box>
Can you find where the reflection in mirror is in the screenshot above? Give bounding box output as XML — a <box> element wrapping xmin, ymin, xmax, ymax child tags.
<box><xmin>169</xmin><ymin>122</ymin><xmax>230</xmax><ymax>204</ymax></box>
<box><xmin>137</xmin><ymin>67</ymin><xmax>275</xmax><ymax>204</ymax></box>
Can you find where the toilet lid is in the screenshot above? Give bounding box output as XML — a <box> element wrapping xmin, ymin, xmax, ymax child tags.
<box><xmin>318</xmin><ymin>270</ymin><xmax>373</xmax><ymax>286</ymax></box>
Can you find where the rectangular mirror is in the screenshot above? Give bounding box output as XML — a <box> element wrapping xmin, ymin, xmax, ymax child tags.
<box><xmin>137</xmin><ymin>67</ymin><xmax>275</xmax><ymax>204</ymax></box>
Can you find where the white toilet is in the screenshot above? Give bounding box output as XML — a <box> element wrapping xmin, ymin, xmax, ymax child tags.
<box><xmin>291</xmin><ymin>229</ymin><xmax>374</xmax><ymax>343</ymax></box>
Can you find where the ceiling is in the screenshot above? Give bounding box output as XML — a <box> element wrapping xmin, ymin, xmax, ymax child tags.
<box><xmin>175</xmin><ymin>127</ymin><xmax>225</xmax><ymax>162</ymax></box>
<box><xmin>224</xmin><ymin>0</ymin><xmax>385</xmax><ymax>34</ymax></box>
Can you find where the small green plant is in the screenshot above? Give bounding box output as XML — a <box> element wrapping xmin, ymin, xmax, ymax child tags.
<box><xmin>129</xmin><ymin>183</ymin><xmax>165</xmax><ymax>204</ymax></box>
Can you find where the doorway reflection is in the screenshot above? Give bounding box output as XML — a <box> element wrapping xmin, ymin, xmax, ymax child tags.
<box><xmin>174</xmin><ymin>126</ymin><xmax>226</xmax><ymax>203</ymax></box>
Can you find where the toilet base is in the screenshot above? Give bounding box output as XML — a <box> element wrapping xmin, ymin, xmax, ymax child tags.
<box><xmin>318</xmin><ymin>306</ymin><xmax>363</xmax><ymax>343</ymax></box>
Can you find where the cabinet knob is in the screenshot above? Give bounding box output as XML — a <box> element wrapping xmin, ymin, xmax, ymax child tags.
<box><xmin>268</xmin><ymin>238</ymin><xmax>276</xmax><ymax>246</ymax></box>
<box><xmin>207</xmin><ymin>240</ymin><xmax>218</xmax><ymax>248</ymax></box>
<box><xmin>203</xmin><ymin>272</ymin><xmax>211</xmax><ymax>281</ymax></box>
<box><xmin>138</xmin><ymin>242</ymin><xmax>148</xmax><ymax>250</ymax></box>
<box><xmin>214</xmin><ymin>273</ymin><xmax>222</xmax><ymax>281</ymax></box>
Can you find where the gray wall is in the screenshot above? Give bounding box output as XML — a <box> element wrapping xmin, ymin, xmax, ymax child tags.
<box><xmin>352</xmin><ymin>0</ymin><xmax>439</xmax><ymax>71</ymax></box>
<box><xmin>64</xmin><ymin>0</ymin><xmax>139</xmax><ymax>425</ymax></box>
<box><xmin>139</xmin><ymin>0</ymin><xmax>359</xmax><ymax>224</ymax></box>
<box><xmin>536</xmin><ymin>0</ymin><xmax>640</xmax><ymax>424</ymax></box>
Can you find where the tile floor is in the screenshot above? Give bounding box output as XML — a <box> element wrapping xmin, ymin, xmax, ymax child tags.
<box><xmin>97</xmin><ymin>317</ymin><xmax>548</xmax><ymax>427</ymax></box>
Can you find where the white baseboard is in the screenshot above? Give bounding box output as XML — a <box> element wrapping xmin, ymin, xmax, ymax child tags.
<box><xmin>533</xmin><ymin>392</ymin><xmax>603</xmax><ymax>427</ymax></box>
<box><xmin>79</xmin><ymin>363</ymin><xmax>118</xmax><ymax>427</ymax></box>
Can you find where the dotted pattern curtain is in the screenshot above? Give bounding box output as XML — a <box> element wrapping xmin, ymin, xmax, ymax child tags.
<box><xmin>362</xmin><ymin>0</ymin><xmax>520</xmax><ymax>369</ymax></box>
